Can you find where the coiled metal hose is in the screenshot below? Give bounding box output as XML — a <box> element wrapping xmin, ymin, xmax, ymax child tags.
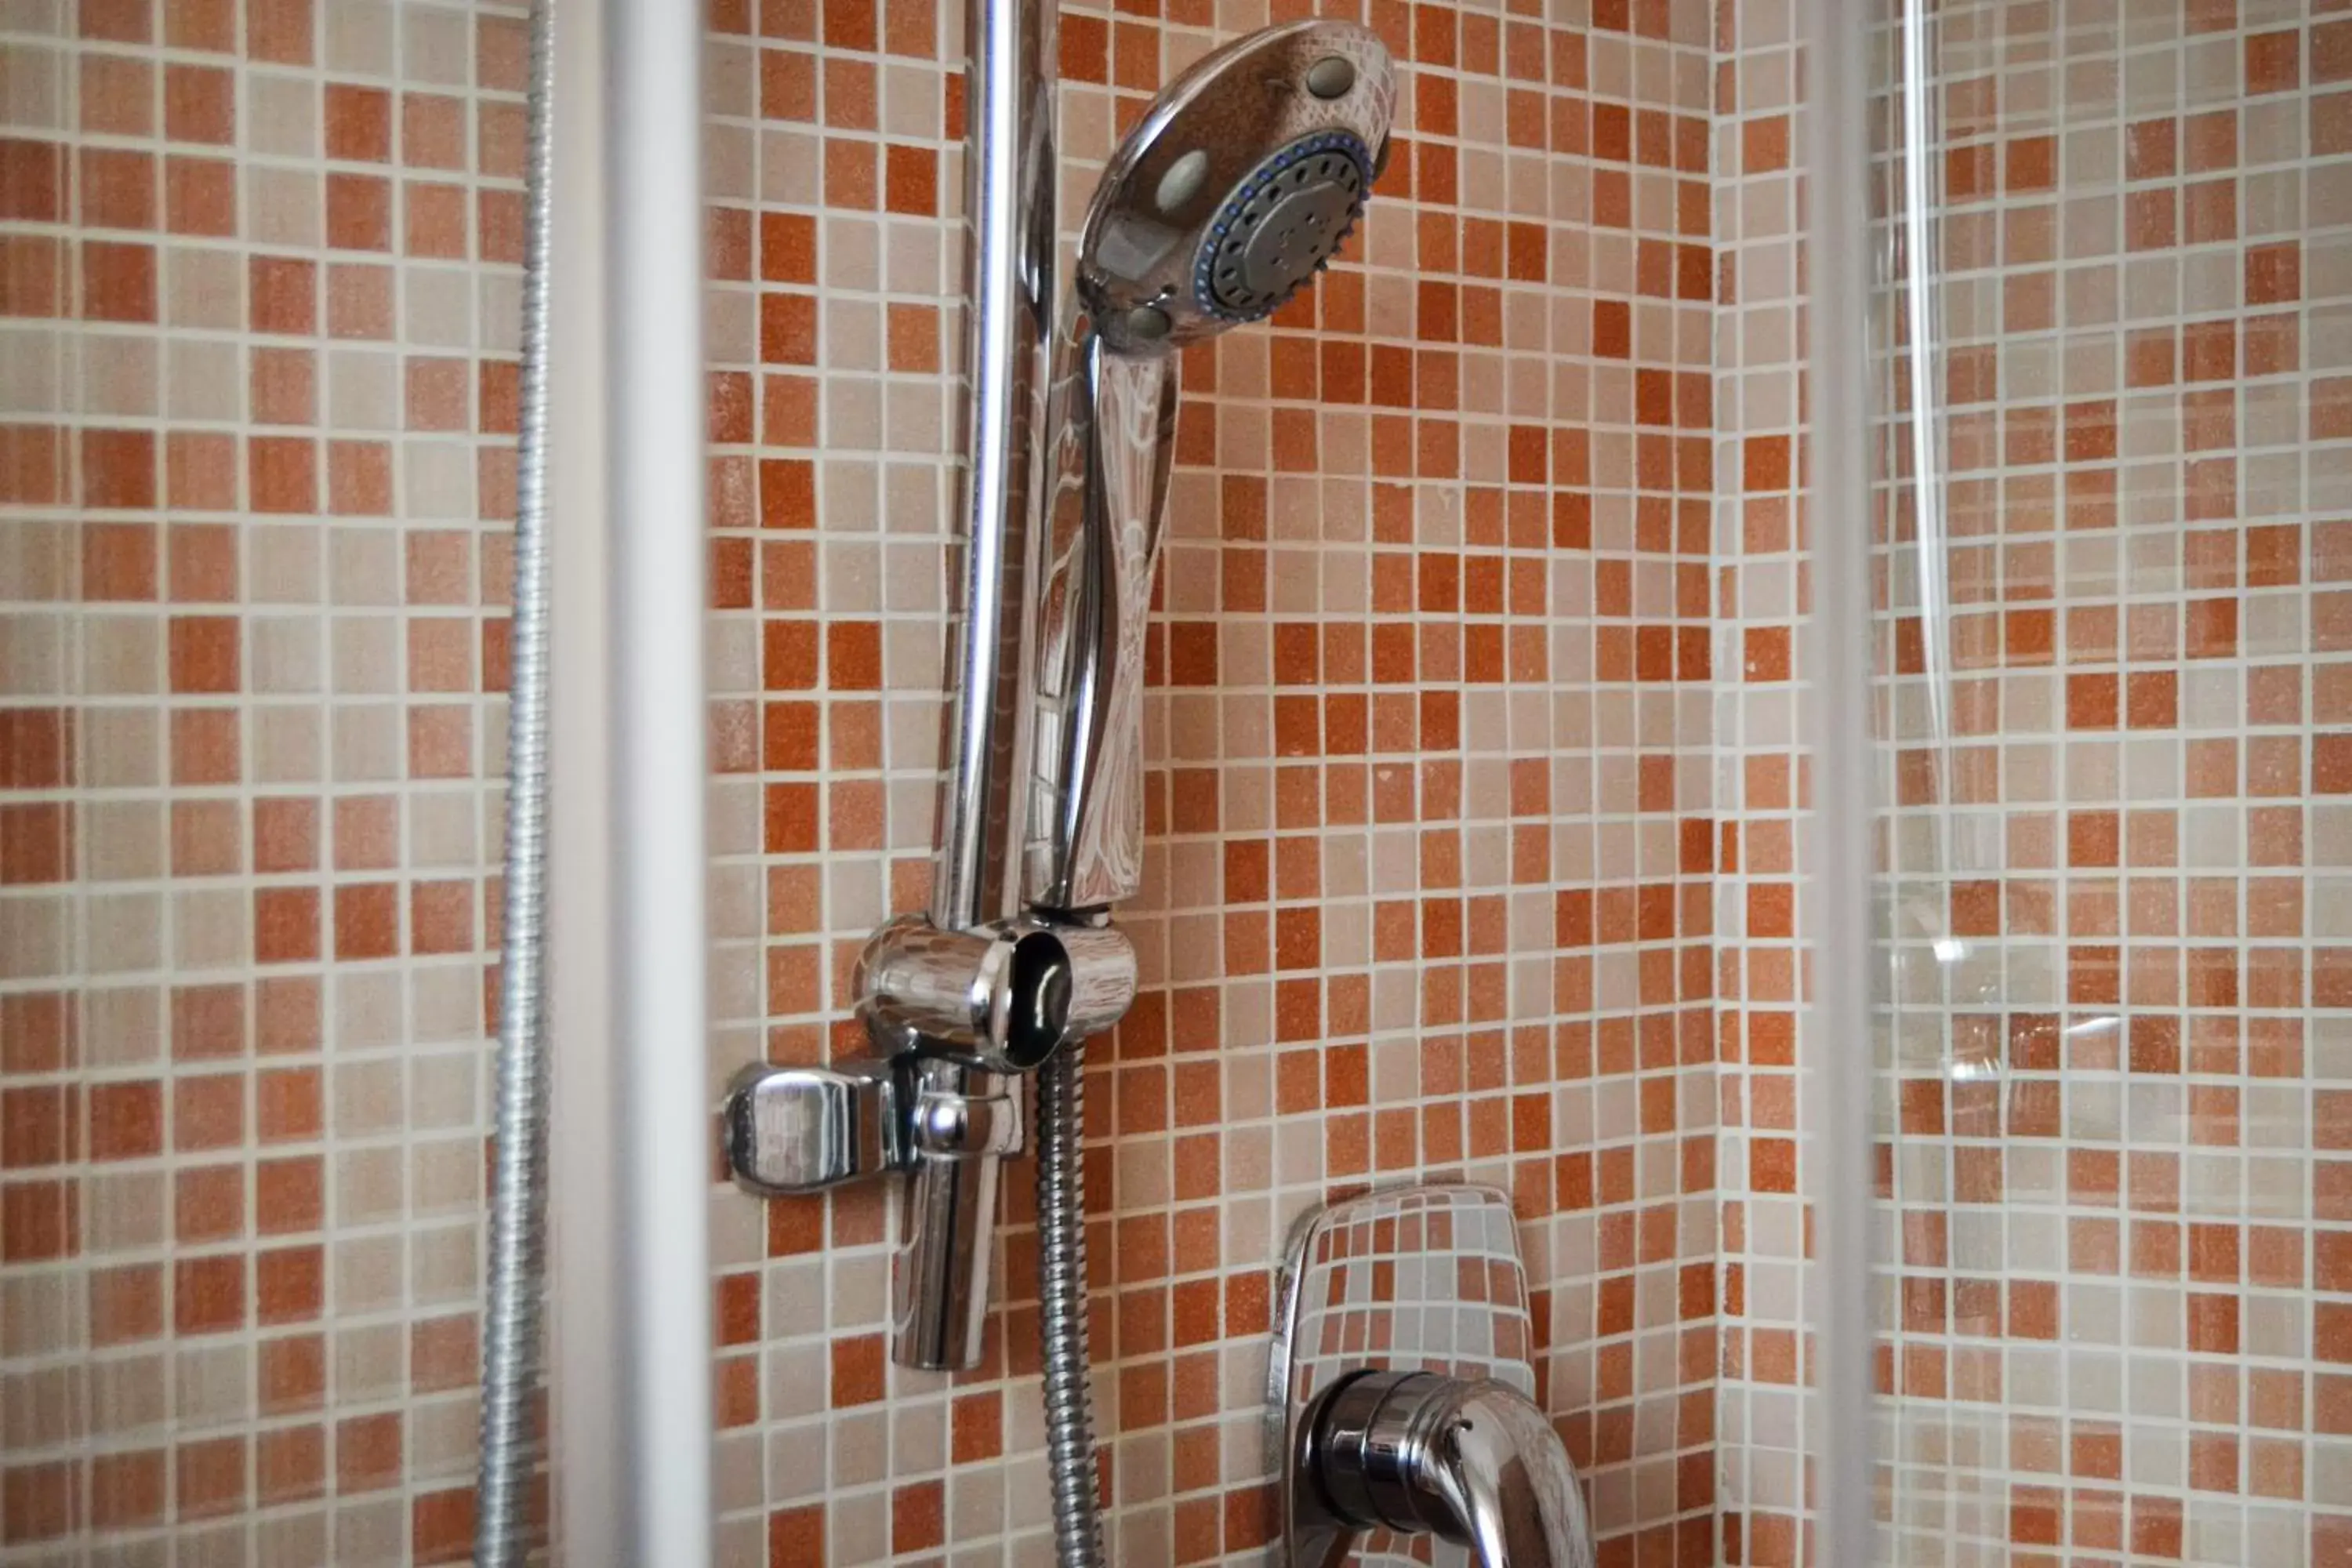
<box><xmin>1036</xmin><ymin>1043</ymin><xmax>1105</xmax><ymax>1566</ymax></box>
<box><xmin>474</xmin><ymin>0</ymin><xmax>557</xmax><ymax>1559</ymax></box>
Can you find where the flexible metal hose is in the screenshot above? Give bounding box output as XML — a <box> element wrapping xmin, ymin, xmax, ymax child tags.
<box><xmin>474</xmin><ymin>0</ymin><xmax>556</xmax><ymax>1559</ymax></box>
<box><xmin>1036</xmin><ymin>1043</ymin><xmax>1105</xmax><ymax>1566</ymax></box>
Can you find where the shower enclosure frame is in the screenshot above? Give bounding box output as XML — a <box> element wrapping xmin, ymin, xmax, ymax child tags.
<box><xmin>539</xmin><ymin>0</ymin><xmax>714</xmax><ymax>1563</ymax></box>
<box><xmin>523</xmin><ymin>0</ymin><xmax>1885</xmax><ymax>1562</ymax></box>
<box><xmin>1800</xmin><ymin>0</ymin><xmax>1878</xmax><ymax>1563</ymax></box>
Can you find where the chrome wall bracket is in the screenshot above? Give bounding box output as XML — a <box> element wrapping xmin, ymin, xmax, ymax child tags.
<box><xmin>724</xmin><ymin>1055</ymin><xmax>903</xmax><ymax>1192</ymax></box>
<box><xmin>1271</xmin><ymin>1184</ymin><xmax>1594</xmax><ymax>1568</ymax></box>
<box><xmin>722</xmin><ymin>916</ymin><xmax>1136</xmax><ymax>1199</ymax></box>
<box><xmin>724</xmin><ymin>916</ymin><xmax>1134</xmax><ymax>1184</ymax></box>
<box><xmin>720</xmin><ymin>913</ymin><xmax>1134</xmax><ymax>1367</ymax></box>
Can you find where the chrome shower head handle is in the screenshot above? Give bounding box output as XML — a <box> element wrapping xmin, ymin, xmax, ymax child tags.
<box><xmin>1020</xmin><ymin>20</ymin><xmax>1395</xmax><ymax>914</ymax></box>
<box><xmin>1023</xmin><ymin>337</ymin><xmax>1179</xmax><ymax>912</ymax></box>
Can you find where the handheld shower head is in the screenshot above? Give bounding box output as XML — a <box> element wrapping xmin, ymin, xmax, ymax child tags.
<box><xmin>1076</xmin><ymin>20</ymin><xmax>1395</xmax><ymax>355</ymax></box>
<box><xmin>1021</xmin><ymin>21</ymin><xmax>1394</xmax><ymax>915</ymax></box>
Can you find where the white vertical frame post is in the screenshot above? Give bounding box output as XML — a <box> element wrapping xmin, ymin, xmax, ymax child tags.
<box><xmin>548</xmin><ymin>0</ymin><xmax>713</xmax><ymax>1561</ymax></box>
<box><xmin>1802</xmin><ymin>0</ymin><xmax>1877</xmax><ymax>1563</ymax></box>
<box><xmin>604</xmin><ymin>0</ymin><xmax>715</xmax><ymax>1555</ymax></box>
<box><xmin>546</xmin><ymin>0</ymin><xmax>617</xmax><ymax>1552</ymax></box>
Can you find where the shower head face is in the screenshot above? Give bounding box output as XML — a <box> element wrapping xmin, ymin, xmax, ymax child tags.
<box><xmin>1077</xmin><ymin>20</ymin><xmax>1394</xmax><ymax>355</ymax></box>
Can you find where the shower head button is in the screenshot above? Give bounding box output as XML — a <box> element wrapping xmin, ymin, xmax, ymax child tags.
<box><xmin>1155</xmin><ymin>149</ymin><xmax>1210</xmax><ymax>214</ymax></box>
<box><xmin>1305</xmin><ymin>55</ymin><xmax>1357</xmax><ymax>99</ymax></box>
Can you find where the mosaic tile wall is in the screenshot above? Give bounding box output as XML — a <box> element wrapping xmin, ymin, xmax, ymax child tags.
<box><xmin>0</xmin><ymin>0</ymin><xmax>528</xmax><ymax>1560</ymax></box>
<box><xmin>1860</xmin><ymin>1</ymin><xmax>2352</xmax><ymax>1564</ymax></box>
<box><xmin>700</xmin><ymin>0</ymin><xmax>1721</xmax><ymax>1563</ymax></box>
<box><xmin>16</xmin><ymin>0</ymin><xmax>2349</xmax><ymax>1564</ymax></box>
<box><xmin>1705</xmin><ymin>0</ymin><xmax>1814</xmax><ymax>1558</ymax></box>
<box><xmin>0</xmin><ymin>0</ymin><xmax>1724</xmax><ymax>1563</ymax></box>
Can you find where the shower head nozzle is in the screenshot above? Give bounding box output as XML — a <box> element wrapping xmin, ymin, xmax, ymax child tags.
<box><xmin>1076</xmin><ymin>21</ymin><xmax>1394</xmax><ymax>355</ymax></box>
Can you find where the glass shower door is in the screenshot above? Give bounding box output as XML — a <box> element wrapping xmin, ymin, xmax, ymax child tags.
<box><xmin>1867</xmin><ymin>0</ymin><xmax>2350</xmax><ymax>1561</ymax></box>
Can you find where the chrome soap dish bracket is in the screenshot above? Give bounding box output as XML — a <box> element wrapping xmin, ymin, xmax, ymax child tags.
<box><xmin>1271</xmin><ymin>1183</ymin><xmax>1596</xmax><ymax>1568</ymax></box>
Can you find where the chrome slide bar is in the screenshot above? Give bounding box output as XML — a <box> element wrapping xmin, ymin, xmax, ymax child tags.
<box><xmin>722</xmin><ymin>0</ymin><xmax>1139</xmax><ymax>1374</ymax></box>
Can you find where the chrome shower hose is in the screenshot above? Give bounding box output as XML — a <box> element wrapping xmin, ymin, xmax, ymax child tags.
<box><xmin>1037</xmin><ymin>1044</ymin><xmax>1106</xmax><ymax>1567</ymax></box>
<box><xmin>474</xmin><ymin>0</ymin><xmax>556</xmax><ymax>1559</ymax></box>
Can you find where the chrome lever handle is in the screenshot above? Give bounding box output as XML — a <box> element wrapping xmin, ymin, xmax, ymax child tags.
<box><xmin>1299</xmin><ymin>1370</ymin><xmax>1595</xmax><ymax>1568</ymax></box>
<box><xmin>1022</xmin><ymin>325</ymin><xmax>1179</xmax><ymax>913</ymax></box>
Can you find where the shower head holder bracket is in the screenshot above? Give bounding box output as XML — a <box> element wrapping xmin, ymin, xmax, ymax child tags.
<box><xmin>854</xmin><ymin>913</ymin><xmax>1138</xmax><ymax>1075</ymax></box>
<box><xmin>723</xmin><ymin>912</ymin><xmax>1134</xmax><ymax>1189</ymax></box>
